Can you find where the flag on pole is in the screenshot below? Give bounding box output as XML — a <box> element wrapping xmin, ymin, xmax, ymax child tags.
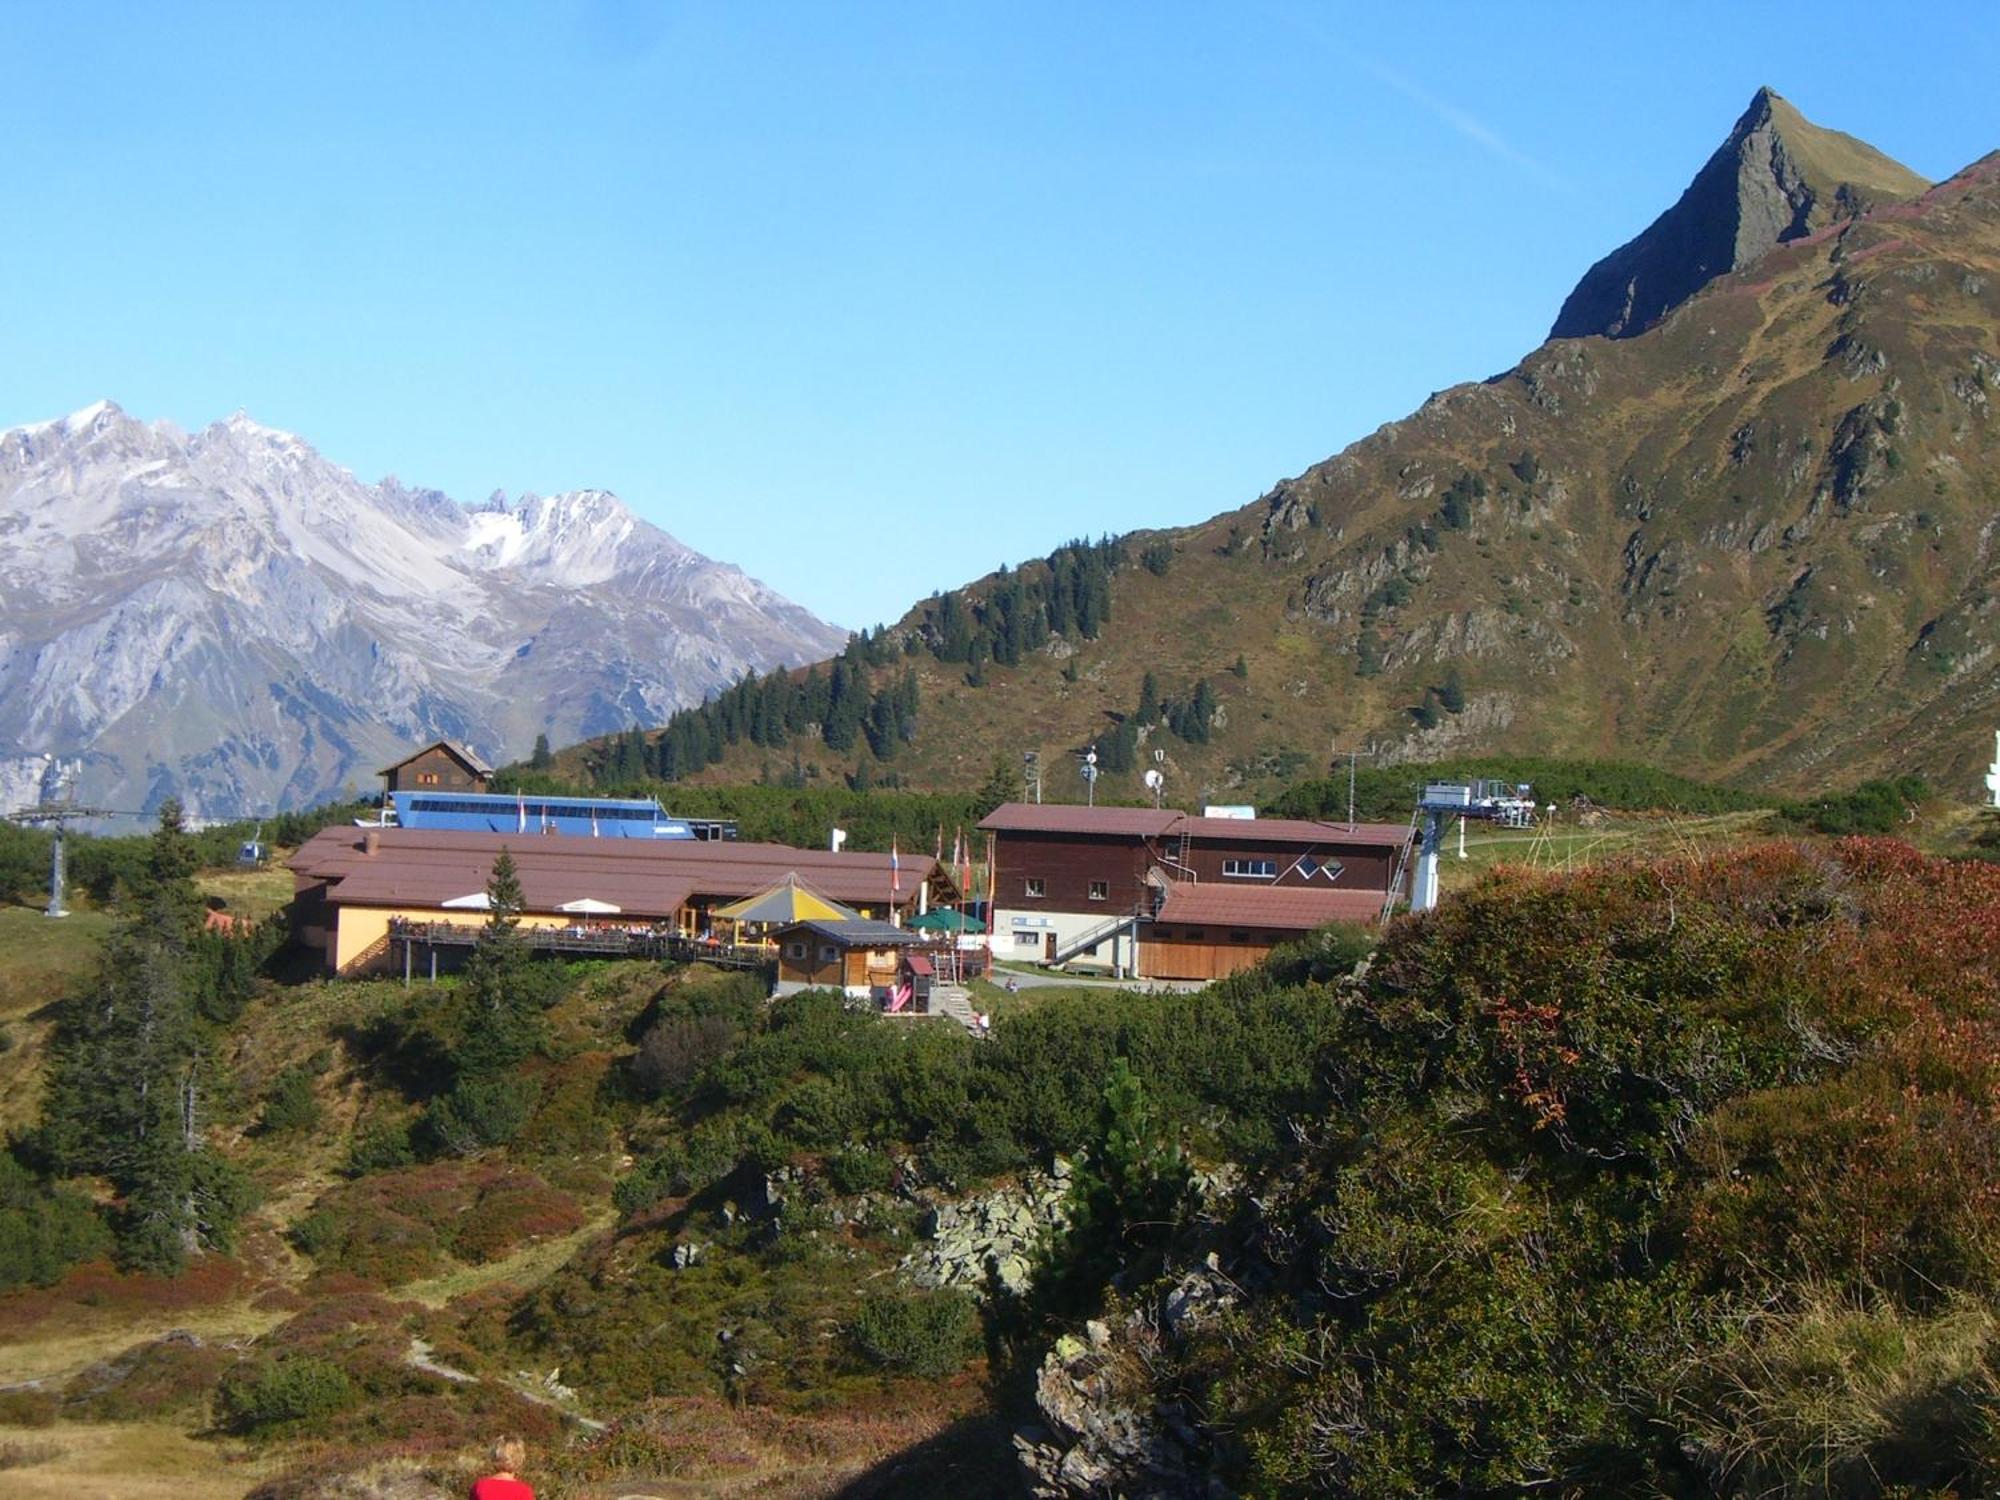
<box><xmin>591</xmin><ymin>807</ymin><xmax>600</xmax><ymax>838</ymax></box>
<box><xmin>934</xmin><ymin>825</ymin><xmax>943</xmax><ymax>862</ymax></box>
<box><xmin>958</xmin><ymin>827</ymin><xmax>972</xmax><ymax>903</ymax></box>
<box><xmin>517</xmin><ymin>792</ymin><xmax>526</xmax><ymax>834</ymax></box>
<box><xmin>890</xmin><ymin>836</ymin><xmax>901</xmax><ymax>894</ymax></box>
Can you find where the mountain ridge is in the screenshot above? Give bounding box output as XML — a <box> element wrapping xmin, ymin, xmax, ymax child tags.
<box><xmin>0</xmin><ymin>403</ymin><xmax>848</xmax><ymax>817</ymax></box>
<box><xmin>590</xmin><ymin>96</ymin><xmax>1999</xmax><ymax>806</ymax></box>
<box><xmin>1550</xmin><ymin>86</ymin><xmax>1931</xmax><ymax>340</ymax></box>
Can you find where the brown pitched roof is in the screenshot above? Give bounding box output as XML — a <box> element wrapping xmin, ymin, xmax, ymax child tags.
<box><xmin>977</xmin><ymin>802</ymin><xmax>1410</xmax><ymax>849</ymax></box>
<box><xmin>290</xmin><ymin>827</ymin><xmax>948</xmax><ymax>914</ymax></box>
<box><xmin>1173</xmin><ymin>815</ymin><xmax>1412</xmax><ymax>848</ymax></box>
<box><xmin>1154</xmin><ymin>882</ymin><xmax>1387</xmax><ymax>931</ymax></box>
<box><xmin>977</xmin><ymin>803</ymin><xmax>1184</xmax><ymax>837</ymax></box>
<box><xmin>375</xmin><ymin>739</ymin><xmax>495</xmax><ymax>777</ymax></box>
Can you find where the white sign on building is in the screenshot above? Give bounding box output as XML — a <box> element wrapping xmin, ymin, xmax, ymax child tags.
<box><xmin>1986</xmin><ymin>730</ymin><xmax>2000</xmax><ymax>809</ymax></box>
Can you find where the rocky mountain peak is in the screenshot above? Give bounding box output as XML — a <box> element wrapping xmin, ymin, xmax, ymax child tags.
<box><xmin>0</xmin><ymin>403</ymin><xmax>848</xmax><ymax>817</ymax></box>
<box><xmin>1550</xmin><ymin>87</ymin><xmax>1930</xmax><ymax>340</ymax></box>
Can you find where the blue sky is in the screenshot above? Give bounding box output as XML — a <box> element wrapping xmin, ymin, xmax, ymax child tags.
<box><xmin>3</xmin><ymin>2</ymin><xmax>1993</xmax><ymax>628</ymax></box>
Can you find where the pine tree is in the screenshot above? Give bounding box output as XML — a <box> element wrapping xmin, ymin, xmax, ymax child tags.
<box><xmin>39</xmin><ymin>801</ymin><xmax>252</xmax><ymax>1273</ymax></box>
<box><xmin>1188</xmin><ymin>679</ymin><xmax>1218</xmax><ymax>744</ymax></box>
<box><xmin>431</xmin><ymin>849</ymin><xmax>544</xmax><ymax>1151</ymax></box>
<box><xmin>529</xmin><ymin>733</ymin><xmax>553</xmax><ymax>771</ymax></box>
<box><xmin>1102</xmin><ymin>719</ymin><xmax>1138</xmax><ymax>773</ymax></box>
<box><xmin>973</xmin><ymin>755</ymin><xmax>1022</xmax><ymax>818</ymax></box>
<box><xmin>1136</xmin><ymin>671</ymin><xmax>1161</xmax><ymax>726</ymax></box>
<box><xmin>1439</xmin><ymin>665</ymin><xmax>1467</xmax><ymax>714</ymax></box>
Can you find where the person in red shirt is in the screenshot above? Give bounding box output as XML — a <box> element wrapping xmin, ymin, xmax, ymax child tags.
<box><xmin>470</xmin><ymin>1436</ymin><xmax>535</xmax><ymax>1500</ymax></box>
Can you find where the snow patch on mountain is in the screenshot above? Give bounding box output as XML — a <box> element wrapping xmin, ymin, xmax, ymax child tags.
<box><xmin>0</xmin><ymin>402</ymin><xmax>848</xmax><ymax>818</ymax></box>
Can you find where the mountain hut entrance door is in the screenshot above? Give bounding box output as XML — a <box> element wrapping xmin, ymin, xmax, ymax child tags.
<box><xmin>1044</xmin><ymin>931</ymin><xmax>1056</xmax><ymax>962</ymax></box>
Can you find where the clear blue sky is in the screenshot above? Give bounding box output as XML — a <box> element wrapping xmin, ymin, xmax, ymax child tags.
<box><xmin>4</xmin><ymin>2</ymin><xmax>1993</xmax><ymax>628</ymax></box>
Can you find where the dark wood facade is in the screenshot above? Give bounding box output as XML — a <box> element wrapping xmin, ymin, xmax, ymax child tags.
<box><xmin>993</xmin><ymin>831</ymin><xmax>1158</xmax><ymax>914</ymax></box>
<box><xmin>380</xmin><ymin>741</ymin><xmax>492</xmax><ymax>796</ymax></box>
<box><xmin>1174</xmin><ymin>833</ymin><xmax>1398</xmax><ymax>893</ymax></box>
<box><xmin>992</xmin><ymin>825</ymin><xmax>1401</xmax><ymax>911</ymax></box>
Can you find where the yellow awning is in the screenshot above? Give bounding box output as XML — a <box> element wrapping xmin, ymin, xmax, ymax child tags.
<box><xmin>711</xmin><ymin>873</ymin><xmax>861</xmax><ymax>925</ymax></box>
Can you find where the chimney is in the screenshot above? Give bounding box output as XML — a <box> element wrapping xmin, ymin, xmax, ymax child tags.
<box><xmin>363</xmin><ymin>831</ymin><xmax>380</xmax><ymax>857</ymax></box>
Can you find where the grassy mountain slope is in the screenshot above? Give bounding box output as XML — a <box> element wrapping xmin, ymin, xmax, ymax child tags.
<box><xmin>599</xmin><ymin>120</ymin><xmax>1998</xmax><ymax>811</ymax></box>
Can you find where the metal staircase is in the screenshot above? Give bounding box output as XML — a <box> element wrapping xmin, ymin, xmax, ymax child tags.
<box><xmin>1049</xmin><ymin>907</ymin><xmax>1146</xmax><ymax>967</ymax></box>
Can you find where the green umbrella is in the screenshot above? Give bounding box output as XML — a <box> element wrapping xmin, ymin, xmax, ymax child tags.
<box><xmin>908</xmin><ymin>908</ymin><xmax>986</xmax><ymax>934</ymax></box>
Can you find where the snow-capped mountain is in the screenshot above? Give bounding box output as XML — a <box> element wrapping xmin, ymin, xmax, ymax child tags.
<box><xmin>0</xmin><ymin>402</ymin><xmax>850</xmax><ymax>818</ymax></box>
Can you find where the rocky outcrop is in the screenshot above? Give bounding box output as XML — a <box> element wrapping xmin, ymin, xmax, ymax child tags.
<box><xmin>1013</xmin><ymin>1261</ymin><xmax>1239</xmax><ymax>1499</ymax></box>
<box><xmin>1551</xmin><ymin>88</ymin><xmax>1929</xmax><ymax>340</ymax></box>
<box><xmin>900</xmin><ymin>1159</ymin><xmax>1072</xmax><ymax>1297</ymax></box>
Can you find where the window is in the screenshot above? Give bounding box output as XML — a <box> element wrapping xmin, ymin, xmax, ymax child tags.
<box><xmin>1185</xmin><ymin>929</ymin><xmax>1206</xmax><ymax>941</ymax></box>
<box><xmin>417</xmin><ymin>771</ymin><xmax>440</xmax><ymax>786</ymax></box>
<box><xmin>1015</xmin><ymin>930</ymin><xmax>1042</xmax><ymax>948</ymax></box>
<box><xmin>1229</xmin><ymin>931</ymin><xmax>1251</xmax><ymax>943</ymax></box>
<box><xmin>819</xmin><ymin>944</ymin><xmax>839</xmax><ymax>962</ymax></box>
<box><xmin>1025</xmin><ymin>878</ymin><xmax>1046</xmax><ymax>899</ymax></box>
<box><xmin>1222</xmin><ymin>858</ymin><xmax>1277</xmax><ymax>878</ymax></box>
<box><xmin>1088</xmin><ymin>880</ymin><xmax>1109</xmax><ymax>901</ymax></box>
<box><xmin>785</xmin><ymin>941</ymin><xmax>806</xmax><ymax>960</ymax></box>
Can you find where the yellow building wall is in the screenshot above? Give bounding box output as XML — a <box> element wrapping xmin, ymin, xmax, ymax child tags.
<box><xmin>333</xmin><ymin>906</ymin><xmax>643</xmax><ymax>974</ymax></box>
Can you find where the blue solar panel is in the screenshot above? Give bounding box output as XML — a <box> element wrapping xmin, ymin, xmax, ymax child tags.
<box><xmin>391</xmin><ymin>791</ymin><xmax>701</xmax><ymax>840</ymax></box>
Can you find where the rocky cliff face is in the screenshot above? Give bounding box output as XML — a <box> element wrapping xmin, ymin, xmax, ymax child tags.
<box><xmin>1550</xmin><ymin>87</ymin><xmax>1930</xmax><ymax>340</ymax></box>
<box><xmin>0</xmin><ymin>403</ymin><xmax>848</xmax><ymax>817</ymax></box>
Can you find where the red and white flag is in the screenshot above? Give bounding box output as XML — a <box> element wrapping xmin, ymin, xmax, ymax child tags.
<box><xmin>890</xmin><ymin>836</ymin><xmax>901</xmax><ymax>895</ymax></box>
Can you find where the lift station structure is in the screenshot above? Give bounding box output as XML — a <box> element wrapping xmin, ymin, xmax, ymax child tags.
<box><xmin>5</xmin><ymin>790</ymin><xmax>114</xmax><ymax>918</ymax></box>
<box><xmin>1409</xmin><ymin>779</ymin><xmax>1538</xmax><ymax>913</ymax></box>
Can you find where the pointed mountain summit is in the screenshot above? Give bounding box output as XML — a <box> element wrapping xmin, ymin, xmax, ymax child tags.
<box><xmin>1550</xmin><ymin>87</ymin><xmax>1929</xmax><ymax>340</ymax></box>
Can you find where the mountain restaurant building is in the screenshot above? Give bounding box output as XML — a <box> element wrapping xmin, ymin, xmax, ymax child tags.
<box><xmin>289</xmin><ymin>826</ymin><xmax>950</xmax><ymax>975</ymax></box>
<box><xmin>978</xmin><ymin>802</ymin><xmax>1411</xmax><ymax>980</ymax></box>
<box><xmin>378</xmin><ymin>740</ymin><xmax>495</xmax><ymax>797</ymax></box>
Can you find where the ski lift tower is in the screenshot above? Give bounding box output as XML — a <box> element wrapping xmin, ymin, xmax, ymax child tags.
<box><xmin>1410</xmin><ymin>779</ymin><xmax>1538</xmax><ymax>914</ymax></box>
<box><xmin>6</xmin><ymin>784</ymin><xmax>114</xmax><ymax>918</ymax></box>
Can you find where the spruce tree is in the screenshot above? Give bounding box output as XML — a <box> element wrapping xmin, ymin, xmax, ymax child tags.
<box><xmin>39</xmin><ymin>800</ymin><xmax>252</xmax><ymax>1273</ymax></box>
<box><xmin>529</xmin><ymin>733</ymin><xmax>553</xmax><ymax>770</ymax></box>
<box><xmin>1189</xmin><ymin>679</ymin><xmax>1218</xmax><ymax>743</ymax></box>
<box><xmin>973</xmin><ymin>755</ymin><xmax>1022</xmax><ymax>818</ymax></box>
<box><xmin>431</xmin><ymin>848</ymin><xmax>544</xmax><ymax>1152</ymax></box>
<box><xmin>1136</xmin><ymin>671</ymin><xmax>1161</xmax><ymax>726</ymax></box>
<box><xmin>1440</xmin><ymin>665</ymin><xmax>1467</xmax><ymax>714</ymax></box>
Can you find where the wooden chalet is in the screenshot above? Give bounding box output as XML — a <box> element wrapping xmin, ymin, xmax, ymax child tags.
<box><xmin>977</xmin><ymin>802</ymin><xmax>1410</xmax><ymax>977</ymax></box>
<box><xmin>288</xmin><ymin>826</ymin><xmax>952</xmax><ymax>974</ymax></box>
<box><xmin>378</xmin><ymin>740</ymin><xmax>495</xmax><ymax>796</ymax></box>
<box><xmin>772</xmin><ymin>918</ymin><xmax>928</xmax><ymax>998</ymax></box>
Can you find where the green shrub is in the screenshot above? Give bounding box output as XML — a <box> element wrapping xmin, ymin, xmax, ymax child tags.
<box><xmin>428</xmin><ymin>1074</ymin><xmax>542</xmax><ymax>1153</ymax></box>
<box><xmin>827</xmin><ymin>1146</ymin><xmax>894</xmax><ymax>1195</ymax></box>
<box><xmin>773</xmin><ymin>1075</ymin><xmax>863</xmax><ymax>1151</ymax></box>
<box><xmin>344</xmin><ymin>1118</ymin><xmax>415</xmax><ymax>1176</ymax></box>
<box><xmin>0</xmin><ymin>1154</ymin><xmax>110</xmax><ymax>1291</ymax></box>
<box><xmin>850</xmin><ymin>1289</ymin><xmax>980</xmax><ymax>1378</ymax></box>
<box><xmin>1778</xmin><ymin>775</ymin><xmax>1929</xmax><ymax>836</ymax></box>
<box><xmin>215</xmin><ymin>1356</ymin><xmax>354</xmax><ymax>1432</ymax></box>
<box><xmin>259</xmin><ymin>1061</ymin><xmax>323</xmax><ymax>1136</ymax></box>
